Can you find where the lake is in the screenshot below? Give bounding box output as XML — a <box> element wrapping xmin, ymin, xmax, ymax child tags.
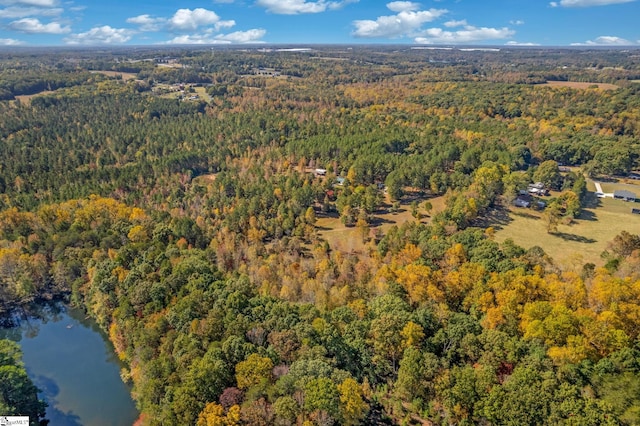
<box><xmin>0</xmin><ymin>303</ymin><xmax>139</xmax><ymax>426</ymax></box>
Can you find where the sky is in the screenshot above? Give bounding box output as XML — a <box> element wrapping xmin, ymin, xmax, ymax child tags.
<box><xmin>0</xmin><ymin>0</ymin><xmax>638</xmax><ymax>47</ymax></box>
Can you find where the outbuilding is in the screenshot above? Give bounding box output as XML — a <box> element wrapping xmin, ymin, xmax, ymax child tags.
<box><xmin>614</xmin><ymin>190</ymin><xmax>637</xmax><ymax>202</ymax></box>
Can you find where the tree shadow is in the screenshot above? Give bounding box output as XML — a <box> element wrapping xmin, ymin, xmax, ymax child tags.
<box><xmin>369</xmin><ymin>216</ymin><xmax>397</xmax><ymax>227</ymax></box>
<box><xmin>552</xmin><ymin>232</ymin><xmax>597</xmax><ymax>244</ymax></box>
<box><xmin>578</xmin><ymin>209</ymin><xmax>598</xmax><ymax>221</ymax></box>
<box><xmin>512</xmin><ymin>210</ymin><xmax>541</xmax><ymax>220</ymax></box>
<box><xmin>472</xmin><ymin>206</ymin><xmax>513</xmax><ymax>230</ymax></box>
<box><xmin>597</xmin><ymin>176</ymin><xmax>619</xmax><ymax>183</ymax></box>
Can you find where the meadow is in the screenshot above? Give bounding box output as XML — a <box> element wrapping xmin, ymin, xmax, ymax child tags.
<box><xmin>494</xmin><ymin>183</ymin><xmax>639</xmax><ymax>266</ymax></box>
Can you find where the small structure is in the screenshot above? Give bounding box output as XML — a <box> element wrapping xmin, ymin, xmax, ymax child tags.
<box><xmin>314</xmin><ymin>168</ymin><xmax>327</xmax><ymax>177</ymax></box>
<box><xmin>514</xmin><ymin>196</ymin><xmax>531</xmax><ymax>208</ymax></box>
<box><xmin>335</xmin><ymin>177</ymin><xmax>345</xmax><ymax>186</ymax></box>
<box><xmin>527</xmin><ymin>182</ymin><xmax>548</xmax><ymax>196</ymax></box>
<box><xmin>614</xmin><ymin>190</ymin><xmax>637</xmax><ymax>202</ymax></box>
<box><xmin>255</xmin><ymin>68</ymin><xmax>281</xmax><ymax>77</ymax></box>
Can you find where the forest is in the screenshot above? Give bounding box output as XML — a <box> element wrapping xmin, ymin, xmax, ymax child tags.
<box><xmin>0</xmin><ymin>45</ymin><xmax>639</xmax><ymax>425</ymax></box>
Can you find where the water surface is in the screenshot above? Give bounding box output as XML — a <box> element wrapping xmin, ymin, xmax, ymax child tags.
<box><xmin>0</xmin><ymin>304</ymin><xmax>139</xmax><ymax>426</ymax></box>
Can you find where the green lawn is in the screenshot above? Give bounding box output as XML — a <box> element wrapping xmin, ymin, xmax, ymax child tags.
<box><xmin>494</xmin><ymin>192</ymin><xmax>639</xmax><ymax>267</ymax></box>
<box><xmin>596</xmin><ymin>180</ymin><xmax>640</xmax><ymax>195</ymax></box>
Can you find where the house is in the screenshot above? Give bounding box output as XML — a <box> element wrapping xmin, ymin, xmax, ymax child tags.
<box><xmin>335</xmin><ymin>177</ymin><xmax>345</xmax><ymax>186</ymax></box>
<box><xmin>255</xmin><ymin>68</ymin><xmax>281</xmax><ymax>77</ymax></box>
<box><xmin>314</xmin><ymin>168</ymin><xmax>327</xmax><ymax>177</ymax></box>
<box><xmin>613</xmin><ymin>190</ymin><xmax>637</xmax><ymax>202</ymax></box>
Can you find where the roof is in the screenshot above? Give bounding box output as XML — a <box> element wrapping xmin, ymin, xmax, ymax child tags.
<box><xmin>614</xmin><ymin>190</ymin><xmax>637</xmax><ymax>199</ymax></box>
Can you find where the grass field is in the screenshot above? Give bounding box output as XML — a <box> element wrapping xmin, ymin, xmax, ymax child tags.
<box><xmin>541</xmin><ymin>81</ymin><xmax>619</xmax><ymax>90</ymax></box>
<box><xmin>90</xmin><ymin>70</ymin><xmax>138</xmax><ymax>81</ymax></box>
<box><xmin>493</xmin><ymin>192</ymin><xmax>639</xmax><ymax>267</ymax></box>
<box><xmin>594</xmin><ymin>179</ymin><xmax>640</xmax><ymax>194</ymax></box>
<box><xmin>192</xmin><ymin>173</ymin><xmax>217</xmax><ymax>185</ymax></box>
<box><xmin>15</xmin><ymin>91</ymin><xmax>56</xmax><ymax>105</ymax></box>
<box><xmin>317</xmin><ymin>191</ymin><xmax>447</xmax><ymax>253</ymax></box>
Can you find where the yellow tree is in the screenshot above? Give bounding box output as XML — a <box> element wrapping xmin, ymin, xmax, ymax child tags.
<box><xmin>338</xmin><ymin>378</ymin><xmax>368</xmax><ymax>426</ymax></box>
<box><xmin>197</xmin><ymin>402</ymin><xmax>240</xmax><ymax>426</ymax></box>
<box><xmin>235</xmin><ymin>353</ymin><xmax>274</xmax><ymax>390</ymax></box>
<box><xmin>401</xmin><ymin>321</ymin><xmax>425</xmax><ymax>348</ymax></box>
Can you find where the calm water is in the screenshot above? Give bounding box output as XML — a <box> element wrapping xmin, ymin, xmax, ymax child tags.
<box><xmin>0</xmin><ymin>303</ymin><xmax>139</xmax><ymax>426</ymax></box>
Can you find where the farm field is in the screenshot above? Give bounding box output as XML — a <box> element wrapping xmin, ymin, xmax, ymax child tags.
<box><xmin>14</xmin><ymin>90</ymin><xmax>56</xmax><ymax>105</ymax></box>
<box><xmin>540</xmin><ymin>80</ymin><xmax>619</xmax><ymax>90</ymax></box>
<box><xmin>494</xmin><ymin>191</ymin><xmax>639</xmax><ymax>267</ymax></box>
<box><xmin>90</xmin><ymin>70</ymin><xmax>138</xmax><ymax>80</ymax></box>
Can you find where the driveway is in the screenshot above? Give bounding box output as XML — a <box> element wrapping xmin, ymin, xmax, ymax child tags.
<box><xmin>592</xmin><ymin>181</ymin><xmax>614</xmax><ymax>198</ymax></box>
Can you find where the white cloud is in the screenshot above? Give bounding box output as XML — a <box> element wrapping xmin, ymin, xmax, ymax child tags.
<box><xmin>551</xmin><ymin>0</ymin><xmax>635</xmax><ymax>6</ymax></box>
<box><xmin>444</xmin><ymin>19</ymin><xmax>467</xmax><ymax>27</ymax></box>
<box><xmin>387</xmin><ymin>1</ymin><xmax>420</xmax><ymax>12</ymax></box>
<box><xmin>64</xmin><ymin>25</ymin><xmax>133</xmax><ymax>45</ymax></box>
<box><xmin>255</xmin><ymin>0</ymin><xmax>356</xmax><ymax>14</ymax></box>
<box><xmin>352</xmin><ymin>6</ymin><xmax>447</xmax><ymax>38</ymax></box>
<box><xmin>0</xmin><ymin>37</ymin><xmax>24</xmax><ymax>44</ymax></box>
<box><xmin>510</xmin><ymin>19</ymin><xmax>524</xmax><ymax>25</ymax></box>
<box><xmin>571</xmin><ymin>35</ymin><xmax>635</xmax><ymax>45</ymax></box>
<box><xmin>166</xmin><ymin>28</ymin><xmax>266</xmax><ymax>44</ymax></box>
<box><xmin>8</xmin><ymin>17</ymin><xmax>69</xmax><ymax>33</ymax></box>
<box><xmin>216</xmin><ymin>28</ymin><xmax>266</xmax><ymax>43</ymax></box>
<box><xmin>414</xmin><ymin>25</ymin><xmax>515</xmax><ymax>44</ymax></box>
<box><xmin>506</xmin><ymin>41</ymin><xmax>540</xmax><ymax>46</ymax></box>
<box><xmin>0</xmin><ymin>6</ymin><xmax>62</xmax><ymax>18</ymax></box>
<box><xmin>169</xmin><ymin>8</ymin><xmax>234</xmax><ymax>31</ymax></box>
<box><xmin>126</xmin><ymin>14</ymin><xmax>165</xmax><ymax>32</ymax></box>
<box><xmin>0</xmin><ymin>0</ymin><xmax>57</xmax><ymax>6</ymax></box>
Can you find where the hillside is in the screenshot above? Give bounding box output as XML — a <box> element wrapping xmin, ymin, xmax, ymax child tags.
<box><xmin>0</xmin><ymin>46</ymin><xmax>639</xmax><ymax>425</ymax></box>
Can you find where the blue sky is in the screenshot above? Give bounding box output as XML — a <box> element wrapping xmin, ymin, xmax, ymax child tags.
<box><xmin>0</xmin><ymin>0</ymin><xmax>638</xmax><ymax>47</ymax></box>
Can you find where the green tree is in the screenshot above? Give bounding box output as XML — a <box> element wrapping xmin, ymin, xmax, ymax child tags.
<box><xmin>0</xmin><ymin>340</ymin><xmax>47</xmax><ymax>422</ymax></box>
<box><xmin>533</xmin><ymin>160</ymin><xmax>560</xmax><ymax>189</ymax></box>
<box><xmin>304</xmin><ymin>377</ymin><xmax>340</xmax><ymax>420</ymax></box>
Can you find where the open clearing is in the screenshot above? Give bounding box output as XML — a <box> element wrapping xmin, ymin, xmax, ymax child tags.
<box><xmin>594</xmin><ymin>179</ymin><xmax>640</xmax><ymax>195</ymax></box>
<box><xmin>493</xmin><ymin>191</ymin><xmax>639</xmax><ymax>267</ymax></box>
<box><xmin>14</xmin><ymin>90</ymin><xmax>56</xmax><ymax>105</ymax></box>
<box><xmin>90</xmin><ymin>70</ymin><xmax>138</xmax><ymax>80</ymax></box>
<box><xmin>541</xmin><ymin>81</ymin><xmax>619</xmax><ymax>90</ymax></box>
<box><xmin>192</xmin><ymin>173</ymin><xmax>217</xmax><ymax>185</ymax></box>
<box><xmin>317</xmin><ymin>192</ymin><xmax>447</xmax><ymax>253</ymax></box>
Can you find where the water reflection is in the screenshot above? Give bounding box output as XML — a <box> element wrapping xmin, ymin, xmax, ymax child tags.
<box><xmin>0</xmin><ymin>302</ymin><xmax>139</xmax><ymax>426</ymax></box>
<box><xmin>30</xmin><ymin>374</ymin><xmax>83</xmax><ymax>426</ymax></box>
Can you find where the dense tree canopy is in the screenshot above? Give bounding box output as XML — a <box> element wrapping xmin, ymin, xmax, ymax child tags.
<box><xmin>1</xmin><ymin>46</ymin><xmax>639</xmax><ymax>425</ymax></box>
